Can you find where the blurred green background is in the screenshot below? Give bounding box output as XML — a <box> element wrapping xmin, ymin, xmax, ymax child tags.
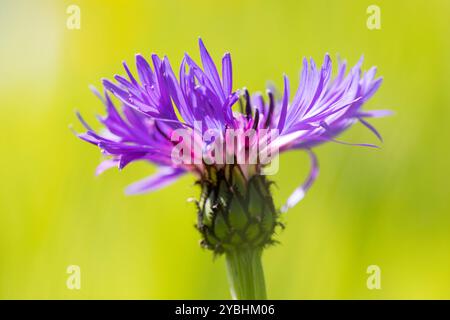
<box><xmin>0</xmin><ymin>0</ymin><xmax>449</xmax><ymax>299</ymax></box>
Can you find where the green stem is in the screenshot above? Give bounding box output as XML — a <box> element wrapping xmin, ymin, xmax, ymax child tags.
<box><xmin>225</xmin><ymin>248</ymin><xmax>267</xmax><ymax>300</ymax></box>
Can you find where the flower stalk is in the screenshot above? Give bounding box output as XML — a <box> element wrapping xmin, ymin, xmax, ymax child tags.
<box><xmin>195</xmin><ymin>165</ymin><xmax>276</xmax><ymax>300</ymax></box>
<box><xmin>225</xmin><ymin>248</ymin><xmax>267</xmax><ymax>300</ymax></box>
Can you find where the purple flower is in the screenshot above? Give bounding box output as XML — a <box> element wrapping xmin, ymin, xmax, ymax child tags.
<box><xmin>76</xmin><ymin>38</ymin><xmax>388</xmax><ymax>210</ymax></box>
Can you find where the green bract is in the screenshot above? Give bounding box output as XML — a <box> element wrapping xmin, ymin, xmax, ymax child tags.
<box><xmin>196</xmin><ymin>165</ymin><xmax>280</xmax><ymax>254</ymax></box>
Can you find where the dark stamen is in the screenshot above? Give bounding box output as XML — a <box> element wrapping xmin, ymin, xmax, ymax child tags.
<box><xmin>238</xmin><ymin>95</ymin><xmax>244</xmax><ymax>114</ymax></box>
<box><xmin>265</xmin><ymin>90</ymin><xmax>275</xmax><ymax>128</ymax></box>
<box><xmin>245</xmin><ymin>89</ymin><xmax>252</xmax><ymax>119</ymax></box>
<box><xmin>252</xmin><ymin>109</ymin><xmax>260</xmax><ymax>130</ymax></box>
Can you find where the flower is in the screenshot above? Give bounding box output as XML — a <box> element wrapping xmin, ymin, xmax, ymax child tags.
<box><xmin>76</xmin><ymin>38</ymin><xmax>389</xmax><ymax>299</ymax></box>
<box><xmin>76</xmin><ymin>39</ymin><xmax>388</xmax><ymax>252</ymax></box>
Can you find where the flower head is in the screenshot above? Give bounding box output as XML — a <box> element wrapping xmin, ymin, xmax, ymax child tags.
<box><xmin>76</xmin><ymin>39</ymin><xmax>388</xmax><ymax>252</ymax></box>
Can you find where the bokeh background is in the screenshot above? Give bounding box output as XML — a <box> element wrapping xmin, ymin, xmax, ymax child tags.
<box><xmin>1</xmin><ymin>0</ymin><xmax>449</xmax><ymax>299</ymax></box>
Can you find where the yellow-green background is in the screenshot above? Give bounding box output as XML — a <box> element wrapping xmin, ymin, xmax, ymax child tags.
<box><xmin>1</xmin><ymin>0</ymin><xmax>449</xmax><ymax>299</ymax></box>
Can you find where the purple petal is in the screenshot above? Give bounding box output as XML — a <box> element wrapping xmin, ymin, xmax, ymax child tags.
<box><xmin>358</xmin><ymin>117</ymin><xmax>383</xmax><ymax>142</ymax></box>
<box><xmin>281</xmin><ymin>150</ymin><xmax>319</xmax><ymax>212</ymax></box>
<box><xmin>125</xmin><ymin>167</ymin><xmax>185</xmax><ymax>195</ymax></box>
<box><xmin>89</xmin><ymin>85</ymin><xmax>106</xmax><ymax>103</ymax></box>
<box><xmin>135</xmin><ymin>54</ymin><xmax>155</xmax><ymax>86</ymax></box>
<box><xmin>198</xmin><ymin>38</ymin><xmax>226</xmax><ymax>103</ymax></box>
<box><xmin>162</xmin><ymin>57</ymin><xmax>195</xmax><ymax>125</ymax></box>
<box><xmin>95</xmin><ymin>159</ymin><xmax>119</xmax><ymax>176</ymax></box>
<box><xmin>122</xmin><ymin>61</ymin><xmax>138</xmax><ymax>86</ymax></box>
<box><xmin>357</xmin><ymin>109</ymin><xmax>393</xmax><ymax>118</ymax></box>
<box><xmin>302</xmin><ymin>54</ymin><xmax>332</xmax><ymax>116</ymax></box>
<box><xmin>313</xmin><ymin>135</ymin><xmax>380</xmax><ymax>148</ymax></box>
<box><xmin>76</xmin><ymin>111</ymin><xmax>94</xmax><ymax>131</ymax></box>
<box><xmin>102</xmin><ymin>78</ymin><xmax>129</xmax><ymax>100</ymax></box>
<box><xmin>363</xmin><ymin>77</ymin><xmax>383</xmax><ymax>101</ymax></box>
<box><xmin>277</xmin><ymin>75</ymin><xmax>290</xmax><ymax>132</ymax></box>
<box><xmin>222</xmin><ymin>53</ymin><xmax>232</xmax><ymax>97</ymax></box>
